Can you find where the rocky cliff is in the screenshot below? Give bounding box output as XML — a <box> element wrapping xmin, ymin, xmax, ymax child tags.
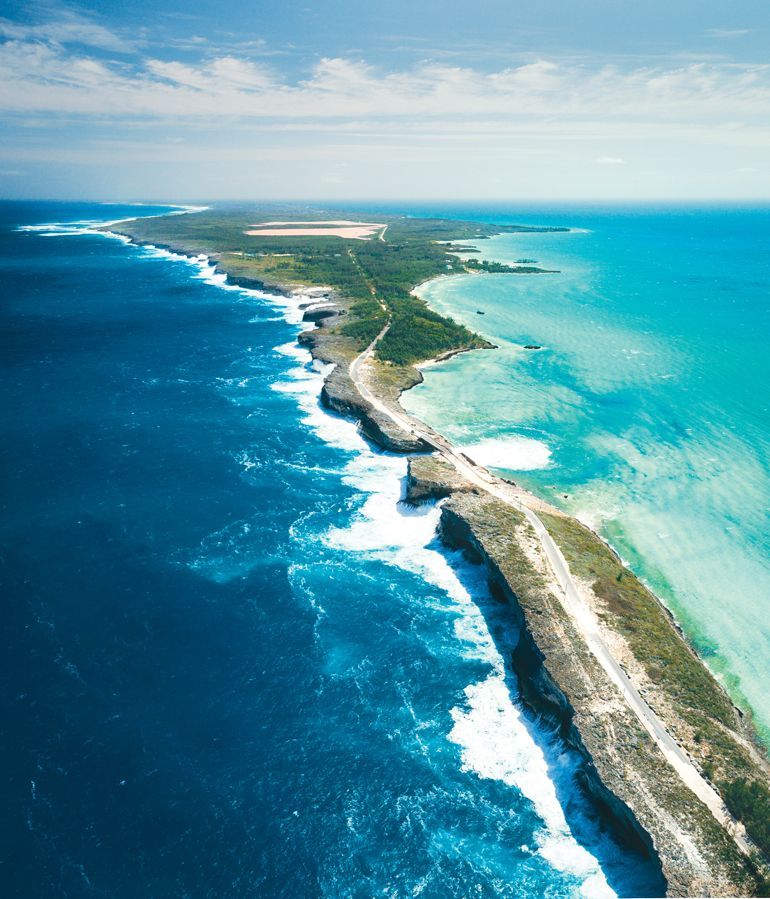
<box><xmin>427</xmin><ymin>477</ymin><xmax>758</xmax><ymax>897</ymax></box>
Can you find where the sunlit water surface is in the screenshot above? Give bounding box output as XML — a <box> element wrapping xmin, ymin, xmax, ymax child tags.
<box><xmin>399</xmin><ymin>203</ymin><xmax>770</xmax><ymax>742</ymax></box>
<box><xmin>0</xmin><ymin>202</ymin><xmax>668</xmax><ymax>897</ymax></box>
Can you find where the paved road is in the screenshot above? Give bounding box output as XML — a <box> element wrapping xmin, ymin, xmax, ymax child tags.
<box><xmin>348</xmin><ymin>328</ymin><xmax>751</xmax><ymax>857</ymax></box>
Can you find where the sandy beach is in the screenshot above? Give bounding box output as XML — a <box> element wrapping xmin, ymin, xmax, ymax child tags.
<box><xmin>245</xmin><ymin>220</ymin><xmax>386</xmax><ymax>240</ymax></box>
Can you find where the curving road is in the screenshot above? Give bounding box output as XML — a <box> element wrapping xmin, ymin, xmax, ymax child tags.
<box><xmin>348</xmin><ymin>325</ymin><xmax>751</xmax><ymax>857</ymax></box>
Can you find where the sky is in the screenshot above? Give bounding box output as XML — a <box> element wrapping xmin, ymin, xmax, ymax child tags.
<box><xmin>0</xmin><ymin>0</ymin><xmax>768</xmax><ymax>200</ymax></box>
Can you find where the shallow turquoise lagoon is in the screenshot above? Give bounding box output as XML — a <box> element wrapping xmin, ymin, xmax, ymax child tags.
<box><xmin>401</xmin><ymin>205</ymin><xmax>770</xmax><ymax>741</ymax></box>
<box><xmin>1</xmin><ymin>202</ymin><xmax>667</xmax><ymax>897</ymax></box>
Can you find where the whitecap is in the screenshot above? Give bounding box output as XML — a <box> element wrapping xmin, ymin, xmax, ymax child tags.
<box><xmin>270</xmin><ymin>339</ymin><xmax>365</xmax><ymax>453</ymax></box>
<box><xmin>28</xmin><ymin>205</ymin><xmax>613</xmax><ymax>894</ymax></box>
<box><xmin>459</xmin><ymin>436</ymin><xmax>552</xmax><ymax>471</ymax></box>
<box><xmin>450</xmin><ymin>676</ymin><xmax>612</xmax><ymax>897</ymax></box>
<box><xmin>323</xmin><ymin>449</ymin><xmax>612</xmax><ymax>896</ymax></box>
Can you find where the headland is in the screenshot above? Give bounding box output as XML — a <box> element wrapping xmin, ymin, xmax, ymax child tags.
<box><xmin>108</xmin><ymin>205</ymin><xmax>770</xmax><ymax>896</ymax></box>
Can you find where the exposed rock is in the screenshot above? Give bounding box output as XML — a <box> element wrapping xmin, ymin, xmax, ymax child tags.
<box><xmin>437</xmin><ymin>493</ymin><xmax>757</xmax><ymax>898</ymax></box>
<box><xmin>221</xmin><ymin>270</ymin><xmax>291</xmax><ymax>296</ymax></box>
<box><xmin>296</xmin><ymin>308</ymin><xmax>432</xmax><ymax>453</ymax></box>
<box><xmin>302</xmin><ymin>306</ymin><xmax>338</xmax><ymax>323</ymax></box>
<box><xmin>320</xmin><ymin>365</ymin><xmax>430</xmax><ymax>453</ymax></box>
<box><xmin>404</xmin><ymin>455</ymin><xmax>481</xmax><ymax>503</ymax></box>
<box><xmin>298</xmin><ymin>296</ymin><xmax>336</xmax><ymax>309</ymax></box>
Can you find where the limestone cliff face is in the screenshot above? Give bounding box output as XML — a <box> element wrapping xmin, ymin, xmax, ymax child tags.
<box><xmin>299</xmin><ymin>319</ymin><xmax>431</xmax><ymax>454</ymax></box>
<box><xmin>438</xmin><ymin>502</ymin><xmax>658</xmax><ymax>851</ymax></box>
<box><xmin>404</xmin><ymin>455</ymin><xmax>482</xmax><ymax>503</ymax></box>
<box><xmin>319</xmin><ymin>364</ymin><xmax>430</xmax><ymax>453</ymax></box>
<box><xmin>301</xmin><ymin>306</ymin><xmax>337</xmax><ymax>323</ymax></box>
<box><xmin>436</xmin><ymin>491</ymin><xmax>755</xmax><ymax>898</ymax></box>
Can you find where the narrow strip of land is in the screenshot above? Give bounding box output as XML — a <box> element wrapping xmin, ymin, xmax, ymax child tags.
<box><xmin>349</xmin><ymin>320</ymin><xmax>752</xmax><ymax>858</ymax></box>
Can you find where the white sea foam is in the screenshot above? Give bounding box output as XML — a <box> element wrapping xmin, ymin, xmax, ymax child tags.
<box><xmin>323</xmin><ymin>449</ymin><xmax>611</xmax><ymax>896</ymax></box>
<box><xmin>97</xmin><ymin>204</ymin><xmax>209</xmax><ymax>228</ymax></box>
<box><xmin>270</xmin><ymin>342</ymin><xmax>365</xmax><ymax>453</ymax></box>
<box><xmin>35</xmin><ymin>207</ymin><xmax>612</xmax><ymax>893</ymax></box>
<box><xmin>264</xmin><ymin>284</ymin><xmax>611</xmax><ymax>893</ymax></box>
<box><xmin>18</xmin><ymin>222</ymin><xmax>132</xmax><ymax>243</ymax></box>
<box><xmin>459</xmin><ymin>436</ymin><xmax>552</xmax><ymax>471</ymax></box>
<box><xmin>450</xmin><ymin>677</ymin><xmax>612</xmax><ymax>897</ymax></box>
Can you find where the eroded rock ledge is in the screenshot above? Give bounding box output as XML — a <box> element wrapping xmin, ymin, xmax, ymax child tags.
<box><xmin>404</xmin><ymin>454</ymin><xmax>482</xmax><ymax>503</ymax></box>
<box><xmin>408</xmin><ymin>456</ymin><xmax>761</xmax><ymax>898</ymax></box>
<box><xmin>298</xmin><ymin>304</ymin><xmax>431</xmax><ymax>453</ymax></box>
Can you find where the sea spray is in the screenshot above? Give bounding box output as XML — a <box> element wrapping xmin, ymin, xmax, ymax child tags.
<box><xmin>323</xmin><ymin>447</ymin><xmax>612</xmax><ymax>896</ymax></box>
<box><xmin>19</xmin><ymin>205</ymin><xmax>658</xmax><ymax>896</ymax></box>
<box><xmin>402</xmin><ymin>206</ymin><xmax>770</xmax><ymax>743</ymax></box>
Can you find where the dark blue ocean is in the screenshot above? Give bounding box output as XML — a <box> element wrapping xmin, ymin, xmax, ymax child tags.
<box><xmin>0</xmin><ymin>202</ymin><xmax>667</xmax><ymax>898</ymax></box>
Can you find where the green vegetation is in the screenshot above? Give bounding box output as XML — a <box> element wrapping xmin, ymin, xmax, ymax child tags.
<box><xmin>340</xmin><ymin>312</ymin><xmax>386</xmax><ymax>347</ymax></box>
<box><xmin>464</xmin><ymin>258</ymin><xmax>556</xmax><ymax>274</ymax></box>
<box><xmin>723</xmin><ymin>779</ymin><xmax>770</xmax><ymax>858</ymax></box>
<box><xmin>377</xmin><ymin>298</ymin><xmax>487</xmax><ymax>365</ymax></box>
<box><xmin>540</xmin><ymin>511</ymin><xmax>734</xmax><ymax>725</ymax></box>
<box><xmin>540</xmin><ymin>511</ymin><xmax>770</xmax><ymax>866</ymax></box>
<box><xmin>114</xmin><ymin>205</ymin><xmax>555</xmax><ymax>366</ymax></box>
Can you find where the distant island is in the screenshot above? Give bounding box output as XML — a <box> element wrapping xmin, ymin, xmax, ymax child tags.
<box><xmin>110</xmin><ymin>207</ymin><xmax>770</xmax><ymax>897</ymax></box>
<box><xmin>464</xmin><ymin>258</ymin><xmax>559</xmax><ymax>274</ymax></box>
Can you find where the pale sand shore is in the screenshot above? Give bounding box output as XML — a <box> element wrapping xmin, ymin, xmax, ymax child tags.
<box><xmin>252</xmin><ymin>220</ymin><xmax>383</xmax><ymax>226</ymax></box>
<box><xmin>245</xmin><ymin>221</ymin><xmax>386</xmax><ymax>240</ymax></box>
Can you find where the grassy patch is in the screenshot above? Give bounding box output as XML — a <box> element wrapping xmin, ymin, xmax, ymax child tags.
<box><xmin>723</xmin><ymin>778</ymin><xmax>770</xmax><ymax>858</ymax></box>
<box><xmin>541</xmin><ymin>511</ymin><xmax>770</xmax><ymax>864</ymax></box>
<box><xmin>540</xmin><ymin>512</ymin><xmax>735</xmax><ymax>724</ymax></box>
<box><xmin>115</xmin><ymin>205</ymin><xmax>545</xmax><ymax>366</ymax></box>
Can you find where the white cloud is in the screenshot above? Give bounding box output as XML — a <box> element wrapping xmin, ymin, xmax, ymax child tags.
<box><xmin>490</xmin><ymin>60</ymin><xmax>562</xmax><ymax>92</ymax></box>
<box><xmin>705</xmin><ymin>28</ymin><xmax>752</xmax><ymax>39</ymax></box>
<box><xmin>0</xmin><ymin>13</ymin><xmax>132</xmax><ymax>52</ymax></box>
<box><xmin>146</xmin><ymin>57</ymin><xmax>276</xmax><ymax>91</ymax></box>
<box><xmin>306</xmin><ymin>57</ymin><xmax>376</xmax><ymax>95</ymax></box>
<box><xmin>0</xmin><ymin>27</ymin><xmax>769</xmax><ymax>188</ymax></box>
<box><xmin>1</xmin><ymin>41</ymin><xmax>768</xmax><ymax>131</ymax></box>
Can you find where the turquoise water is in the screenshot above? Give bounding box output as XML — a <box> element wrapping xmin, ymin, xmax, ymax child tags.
<box><xmin>402</xmin><ymin>205</ymin><xmax>770</xmax><ymax>742</ymax></box>
<box><xmin>1</xmin><ymin>203</ymin><xmax>666</xmax><ymax>896</ymax></box>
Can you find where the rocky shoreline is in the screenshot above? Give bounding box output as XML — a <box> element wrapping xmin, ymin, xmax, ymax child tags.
<box><xmin>107</xmin><ymin>220</ymin><xmax>769</xmax><ymax>896</ymax></box>
<box><xmin>299</xmin><ymin>297</ymin><xmax>767</xmax><ymax>897</ymax></box>
<box><xmin>414</xmin><ymin>467</ymin><xmax>756</xmax><ymax>897</ymax></box>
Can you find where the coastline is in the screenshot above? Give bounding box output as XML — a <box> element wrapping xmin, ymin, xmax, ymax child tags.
<box><xmin>99</xmin><ymin>212</ymin><xmax>770</xmax><ymax>895</ymax></box>
<box><xmin>406</xmin><ymin>232</ymin><xmax>770</xmax><ymax>741</ymax></box>
<box><xmin>296</xmin><ymin>271</ymin><xmax>769</xmax><ymax>895</ymax></box>
<box><xmin>264</xmin><ymin>258</ymin><xmax>769</xmax><ymax>894</ymax></box>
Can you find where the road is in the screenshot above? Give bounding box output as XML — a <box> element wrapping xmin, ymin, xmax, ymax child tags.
<box><xmin>348</xmin><ymin>323</ymin><xmax>752</xmax><ymax>857</ymax></box>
